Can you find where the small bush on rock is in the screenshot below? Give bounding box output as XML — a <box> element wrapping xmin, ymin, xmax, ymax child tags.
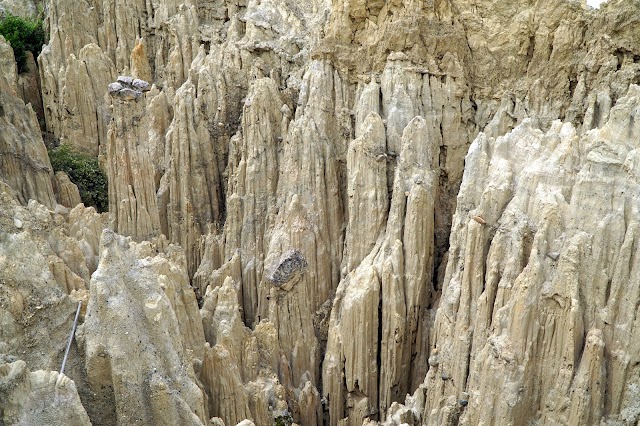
<box><xmin>274</xmin><ymin>411</ymin><xmax>293</xmax><ymax>426</ymax></box>
<box><xmin>0</xmin><ymin>13</ymin><xmax>45</xmax><ymax>73</ymax></box>
<box><xmin>48</xmin><ymin>144</ymin><xmax>108</xmax><ymax>212</ymax></box>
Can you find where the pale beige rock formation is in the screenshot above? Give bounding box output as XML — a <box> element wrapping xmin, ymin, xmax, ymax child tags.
<box><xmin>37</xmin><ymin>0</ymin><xmax>201</xmax><ymax>156</ymax></box>
<box><xmin>106</xmin><ymin>76</ymin><xmax>161</xmax><ymax>241</ymax></box>
<box><xmin>197</xmin><ymin>247</ymin><xmax>325</xmax><ymax>425</ymax></box>
<box><xmin>343</xmin><ymin>111</ymin><xmax>388</xmax><ymax>272</ymax></box>
<box><xmin>54</xmin><ymin>170</ymin><xmax>81</xmax><ymax>208</ymax></box>
<box><xmin>0</xmin><ymin>0</ymin><xmax>637</xmax><ymax>425</ymax></box>
<box><xmin>0</xmin><ymin>0</ymin><xmax>36</xmax><ymax>18</ymax></box>
<box><xmin>220</xmin><ymin>76</ymin><xmax>286</xmax><ymax>326</ymax></box>
<box><xmin>0</xmin><ymin>191</ymin><xmax>104</xmax><ymax>426</ymax></box>
<box><xmin>0</xmin><ymin>35</ymin><xmax>56</xmax><ymax>209</ymax></box>
<box><xmin>249</xmin><ymin>60</ymin><xmax>349</xmax><ymax>402</ymax></box>
<box><xmin>0</xmin><ymin>358</ymin><xmax>91</xmax><ymax>426</ymax></box>
<box><xmin>199</xmin><ymin>274</ymin><xmax>296</xmax><ymax>426</ymax></box>
<box><xmin>39</xmin><ymin>37</ymin><xmax>116</xmax><ymax>156</ymax></box>
<box><xmin>0</xmin><ymin>192</ymin><xmax>92</xmax><ymax>369</ymax></box>
<box><xmin>323</xmin><ymin>116</ymin><xmax>439</xmax><ymax>425</ymax></box>
<box><xmin>67</xmin><ymin>203</ymin><xmax>107</xmax><ymax>274</ymax></box>
<box><xmin>17</xmin><ymin>52</ymin><xmax>44</xmax><ymax>121</ymax></box>
<box><xmin>157</xmin><ymin>73</ymin><xmax>224</xmax><ymax>275</ymax></box>
<box><xmin>82</xmin><ymin>229</ymin><xmax>206</xmax><ymax>425</ymax></box>
<box><xmin>102</xmin><ymin>0</ymin><xmax>332</xmax><ymax>276</ymax></box>
<box><xmin>380</xmin><ymin>84</ymin><xmax>640</xmax><ymax>426</ymax></box>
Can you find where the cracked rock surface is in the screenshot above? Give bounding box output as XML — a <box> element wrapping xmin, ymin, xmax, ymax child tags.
<box><xmin>1</xmin><ymin>0</ymin><xmax>640</xmax><ymax>425</ymax></box>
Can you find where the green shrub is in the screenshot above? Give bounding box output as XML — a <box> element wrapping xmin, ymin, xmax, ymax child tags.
<box><xmin>0</xmin><ymin>13</ymin><xmax>45</xmax><ymax>73</ymax></box>
<box><xmin>48</xmin><ymin>145</ymin><xmax>108</xmax><ymax>212</ymax></box>
<box><xmin>274</xmin><ymin>412</ymin><xmax>293</xmax><ymax>426</ymax></box>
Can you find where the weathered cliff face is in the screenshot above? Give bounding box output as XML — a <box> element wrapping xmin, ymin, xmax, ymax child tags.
<box><xmin>106</xmin><ymin>76</ymin><xmax>161</xmax><ymax>241</ymax></box>
<box><xmin>0</xmin><ymin>187</ymin><xmax>102</xmax><ymax>425</ymax></box>
<box><xmin>323</xmin><ymin>115</ymin><xmax>440</xmax><ymax>424</ymax></box>
<box><xmin>37</xmin><ymin>0</ymin><xmax>201</xmax><ymax>156</ymax></box>
<box><xmin>380</xmin><ymin>82</ymin><xmax>640</xmax><ymax>426</ymax></box>
<box><xmin>0</xmin><ymin>191</ymin><xmax>88</xmax><ymax>371</ymax></box>
<box><xmin>81</xmin><ymin>229</ymin><xmax>207</xmax><ymax>425</ymax></box>
<box><xmin>0</xmin><ymin>35</ymin><xmax>56</xmax><ymax>210</ymax></box>
<box><xmin>0</xmin><ymin>0</ymin><xmax>36</xmax><ymax>18</ymax></box>
<box><xmin>1</xmin><ymin>0</ymin><xmax>640</xmax><ymax>425</ymax></box>
<box><xmin>0</xmin><ymin>358</ymin><xmax>91</xmax><ymax>426</ymax></box>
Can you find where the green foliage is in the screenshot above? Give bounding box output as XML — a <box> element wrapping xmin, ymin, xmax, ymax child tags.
<box><xmin>274</xmin><ymin>412</ymin><xmax>293</xmax><ymax>426</ymax></box>
<box><xmin>48</xmin><ymin>145</ymin><xmax>108</xmax><ymax>212</ymax></box>
<box><xmin>0</xmin><ymin>13</ymin><xmax>45</xmax><ymax>73</ymax></box>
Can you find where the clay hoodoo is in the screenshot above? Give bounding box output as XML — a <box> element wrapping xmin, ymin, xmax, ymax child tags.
<box><xmin>1</xmin><ymin>0</ymin><xmax>640</xmax><ymax>425</ymax></box>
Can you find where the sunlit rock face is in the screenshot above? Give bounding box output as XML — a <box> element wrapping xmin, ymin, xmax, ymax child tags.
<box><xmin>0</xmin><ymin>0</ymin><xmax>639</xmax><ymax>425</ymax></box>
<box><xmin>387</xmin><ymin>84</ymin><xmax>640</xmax><ymax>426</ymax></box>
<box><xmin>83</xmin><ymin>230</ymin><xmax>206</xmax><ymax>425</ymax></box>
<box><xmin>0</xmin><ymin>36</ymin><xmax>56</xmax><ymax>210</ymax></box>
<box><xmin>0</xmin><ymin>0</ymin><xmax>37</xmax><ymax>18</ymax></box>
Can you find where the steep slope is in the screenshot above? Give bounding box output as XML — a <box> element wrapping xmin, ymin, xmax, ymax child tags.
<box><xmin>379</xmin><ymin>83</ymin><xmax>640</xmax><ymax>426</ymax></box>
<box><xmin>0</xmin><ymin>35</ymin><xmax>56</xmax><ymax>209</ymax></box>
<box><xmin>0</xmin><ymin>188</ymin><xmax>102</xmax><ymax>425</ymax></box>
<box><xmin>0</xmin><ymin>0</ymin><xmax>639</xmax><ymax>425</ymax></box>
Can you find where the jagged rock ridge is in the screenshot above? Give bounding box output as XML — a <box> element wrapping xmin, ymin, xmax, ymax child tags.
<box><xmin>0</xmin><ymin>0</ymin><xmax>639</xmax><ymax>425</ymax></box>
